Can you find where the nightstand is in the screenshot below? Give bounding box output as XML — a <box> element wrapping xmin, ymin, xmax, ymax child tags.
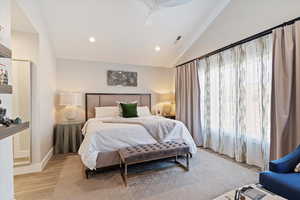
<box><xmin>54</xmin><ymin>121</ymin><xmax>84</xmax><ymax>154</ymax></box>
<box><xmin>164</xmin><ymin>115</ymin><xmax>176</xmax><ymax>120</ymax></box>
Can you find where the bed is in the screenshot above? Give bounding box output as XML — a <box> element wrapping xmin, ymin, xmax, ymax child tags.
<box><xmin>78</xmin><ymin>93</ymin><xmax>197</xmax><ymax>170</ymax></box>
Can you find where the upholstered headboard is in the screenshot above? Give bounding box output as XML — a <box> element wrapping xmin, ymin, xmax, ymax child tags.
<box><xmin>85</xmin><ymin>93</ymin><xmax>151</xmax><ymax>121</ymax></box>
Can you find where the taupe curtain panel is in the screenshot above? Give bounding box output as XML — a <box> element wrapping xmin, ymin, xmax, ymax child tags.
<box><xmin>271</xmin><ymin>21</ymin><xmax>300</xmax><ymax>160</ymax></box>
<box><xmin>175</xmin><ymin>61</ymin><xmax>203</xmax><ymax>146</ymax></box>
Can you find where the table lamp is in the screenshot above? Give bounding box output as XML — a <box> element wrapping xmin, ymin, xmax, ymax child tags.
<box><xmin>59</xmin><ymin>92</ymin><xmax>82</xmax><ymax>121</ymax></box>
<box><xmin>158</xmin><ymin>93</ymin><xmax>175</xmax><ymax>116</ymax></box>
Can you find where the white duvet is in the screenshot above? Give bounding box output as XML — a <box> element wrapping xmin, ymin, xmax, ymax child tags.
<box><xmin>78</xmin><ymin>116</ymin><xmax>197</xmax><ymax>169</ymax></box>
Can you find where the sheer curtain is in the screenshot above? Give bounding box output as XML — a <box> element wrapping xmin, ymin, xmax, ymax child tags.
<box><xmin>199</xmin><ymin>35</ymin><xmax>272</xmax><ymax>169</ymax></box>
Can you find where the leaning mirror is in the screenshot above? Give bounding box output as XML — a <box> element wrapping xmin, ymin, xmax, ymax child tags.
<box><xmin>12</xmin><ymin>60</ymin><xmax>31</xmax><ymax>166</ymax></box>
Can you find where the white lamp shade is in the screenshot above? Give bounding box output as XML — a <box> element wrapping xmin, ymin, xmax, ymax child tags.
<box><xmin>159</xmin><ymin>93</ymin><xmax>175</xmax><ymax>103</ymax></box>
<box><xmin>59</xmin><ymin>92</ymin><xmax>82</xmax><ymax>106</ymax></box>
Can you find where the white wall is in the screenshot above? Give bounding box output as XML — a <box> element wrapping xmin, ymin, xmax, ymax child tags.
<box><xmin>0</xmin><ymin>0</ymin><xmax>14</xmax><ymax>199</ymax></box>
<box><xmin>15</xmin><ymin>0</ymin><xmax>56</xmax><ymax>166</ymax></box>
<box><xmin>12</xmin><ymin>31</ymin><xmax>38</xmax><ymax>61</ymax></box>
<box><xmin>179</xmin><ymin>0</ymin><xmax>300</xmax><ymax>64</ymax></box>
<box><xmin>56</xmin><ymin>58</ymin><xmax>175</xmax><ymax>122</ymax></box>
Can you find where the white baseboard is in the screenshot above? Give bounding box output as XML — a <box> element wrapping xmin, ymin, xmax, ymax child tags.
<box><xmin>14</xmin><ymin>150</ymin><xmax>30</xmax><ymax>158</ymax></box>
<box><xmin>13</xmin><ymin>163</ymin><xmax>41</xmax><ymax>175</ymax></box>
<box><xmin>40</xmin><ymin>147</ymin><xmax>53</xmax><ymax>170</ymax></box>
<box><xmin>14</xmin><ymin>147</ymin><xmax>53</xmax><ymax>176</ymax></box>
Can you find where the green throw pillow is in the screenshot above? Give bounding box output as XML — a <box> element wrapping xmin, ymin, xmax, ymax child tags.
<box><xmin>120</xmin><ymin>103</ymin><xmax>138</xmax><ymax>118</ymax></box>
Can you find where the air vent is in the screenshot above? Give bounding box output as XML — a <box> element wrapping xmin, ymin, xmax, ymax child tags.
<box><xmin>174</xmin><ymin>35</ymin><xmax>182</xmax><ymax>44</ymax></box>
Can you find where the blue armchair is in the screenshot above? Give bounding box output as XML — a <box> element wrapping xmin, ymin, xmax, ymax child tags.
<box><xmin>259</xmin><ymin>145</ymin><xmax>300</xmax><ymax>200</ymax></box>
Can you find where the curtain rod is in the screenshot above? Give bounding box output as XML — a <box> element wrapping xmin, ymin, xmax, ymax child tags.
<box><xmin>176</xmin><ymin>16</ymin><xmax>300</xmax><ymax>68</ymax></box>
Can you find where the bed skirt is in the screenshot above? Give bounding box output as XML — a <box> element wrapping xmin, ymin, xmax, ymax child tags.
<box><xmin>95</xmin><ymin>151</ymin><xmax>120</xmax><ymax>168</ymax></box>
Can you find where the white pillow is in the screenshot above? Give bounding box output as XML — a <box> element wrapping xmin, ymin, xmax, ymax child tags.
<box><xmin>95</xmin><ymin>106</ymin><xmax>119</xmax><ymax>118</ymax></box>
<box><xmin>137</xmin><ymin>106</ymin><xmax>152</xmax><ymax>117</ymax></box>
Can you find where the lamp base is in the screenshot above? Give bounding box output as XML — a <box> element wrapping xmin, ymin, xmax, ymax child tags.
<box><xmin>64</xmin><ymin>106</ymin><xmax>78</xmax><ymax>121</ymax></box>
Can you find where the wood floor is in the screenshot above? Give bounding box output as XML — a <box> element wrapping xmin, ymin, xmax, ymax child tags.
<box><xmin>14</xmin><ymin>155</ymin><xmax>68</xmax><ymax>200</ymax></box>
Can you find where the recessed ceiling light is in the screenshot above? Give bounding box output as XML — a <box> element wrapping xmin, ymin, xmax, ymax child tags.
<box><xmin>155</xmin><ymin>46</ymin><xmax>161</xmax><ymax>52</ymax></box>
<box><xmin>89</xmin><ymin>37</ymin><xmax>96</xmax><ymax>43</ymax></box>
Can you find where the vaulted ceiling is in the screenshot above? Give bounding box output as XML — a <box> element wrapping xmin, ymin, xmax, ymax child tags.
<box><xmin>39</xmin><ymin>0</ymin><xmax>230</xmax><ymax>67</ymax></box>
<box><xmin>11</xmin><ymin>0</ymin><xmax>36</xmax><ymax>33</ymax></box>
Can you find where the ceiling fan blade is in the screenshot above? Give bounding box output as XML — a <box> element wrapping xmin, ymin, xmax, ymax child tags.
<box><xmin>138</xmin><ymin>0</ymin><xmax>193</xmax><ymax>26</ymax></box>
<box><xmin>159</xmin><ymin>0</ymin><xmax>193</xmax><ymax>7</ymax></box>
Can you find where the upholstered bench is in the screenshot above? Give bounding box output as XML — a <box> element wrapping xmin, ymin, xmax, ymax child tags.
<box><xmin>118</xmin><ymin>141</ymin><xmax>190</xmax><ymax>186</ymax></box>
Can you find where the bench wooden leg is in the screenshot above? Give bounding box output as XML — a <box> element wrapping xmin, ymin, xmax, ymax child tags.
<box><xmin>186</xmin><ymin>153</ymin><xmax>189</xmax><ymax>171</ymax></box>
<box><xmin>124</xmin><ymin>164</ymin><xmax>128</xmax><ymax>186</ymax></box>
<box><xmin>85</xmin><ymin>169</ymin><xmax>90</xmax><ymax>179</ymax></box>
<box><xmin>119</xmin><ymin>159</ymin><xmax>122</xmax><ymax>181</ymax></box>
<box><xmin>120</xmin><ymin>162</ymin><xmax>128</xmax><ymax>187</ymax></box>
<box><xmin>174</xmin><ymin>154</ymin><xmax>189</xmax><ymax>171</ymax></box>
<box><xmin>85</xmin><ymin>169</ymin><xmax>96</xmax><ymax>179</ymax></box>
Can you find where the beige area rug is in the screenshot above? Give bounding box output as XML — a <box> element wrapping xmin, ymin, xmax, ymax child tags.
<box><xmin>52</xmin><ymin>149</ymin><xmax>258</xmax><ymax>200</ymax></box>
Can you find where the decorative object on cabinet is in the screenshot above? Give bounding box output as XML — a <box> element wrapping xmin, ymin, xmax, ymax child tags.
<box><xmin>0</xmin><ymin>68</ymin><xmax>8</xmax><ymax>85</ymax></box>
<box><xmin>0</xmin><ymin>47</ymin><xmax>12</xmax><ymax>93</ymax></box>
<box><xmin>0</xmin><ymin>97</ymin><xmax>23</xmax><ymax>127</ymax></box>
<box><xmin>0</xmin><ymin>117</ymin><xmax>22</xmax><ymax>127</ymax></box>
<box><xmin>0</xmin><ymin>64</ymin><xmax>12</xmax><ymax>93</ymax></box>
<box><xmin>107</xmin><ymin>70</ymin><xmax>137</xmax><ymax>87</ymax></box>
<box><xmin>0</xmin><ymin>102</ymin><xmax>6</xmax><ymax>121</ymax></box>
<box><xmin>0</xmin><ymin>24</ymin><xmax>12</xmax><ymax>58</ymax></box>
<box><xmin>0</xmin><ymin>43</ymin><xmax>12</xmax><ymax>58</ymax></box>
<box><xmin>59</xmin><ymin>92</ymin><xmax>82</xmax><ymax>121</ymax></box>
<box><xmin>54</xmin><ymin>122</ymin><xmax>84</xmax><ymax>154</ymax></box>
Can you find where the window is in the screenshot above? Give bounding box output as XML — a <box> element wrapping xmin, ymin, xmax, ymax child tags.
<box><xmin>198</xmin><ymin>35</ymin><xmax>272</xmax><ymax>169</ymax></box>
